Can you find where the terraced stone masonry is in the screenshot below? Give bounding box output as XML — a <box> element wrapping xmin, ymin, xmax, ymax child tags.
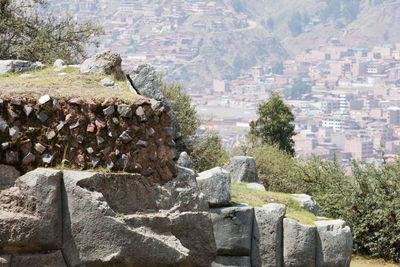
<box><xmin>0</xmin><ymin>95</ymin><xmax>177</xmax><ymax>184</ymax></box>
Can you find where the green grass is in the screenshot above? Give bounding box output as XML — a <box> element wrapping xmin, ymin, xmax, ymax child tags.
<box><xmin>231</xmin><ymin>183</ymin><xmax>330</xmax><ymax>225</ymax></box>
<box><xmin>0</xmin><ymin>67</ymin><xmax>142</xmax><ymax>104</ymax></box>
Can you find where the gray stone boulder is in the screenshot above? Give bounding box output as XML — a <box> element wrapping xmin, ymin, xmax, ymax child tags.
<box><xmin>251</xmin><ymin>203</ymin><xmax>286</xmax><ymax>267</ymax></box>
<box><xmin>127</xmin><ymin>64</ymin><xmax>180</xmax><ymax>138</ymax></box>
<box><xmin>53</xmin><ymin>59</ymin><xmax>65</xmax><ymax>68</ymax></box>
<box><xmin>225</xmin><ymin>156</ymin><xmax>258</xmax><ymax>183</ymax></box>
<box><xmin>0</xmin><ymin>169</ymin><xmax>62</xmax><ymax>253</ymax></box>
<box><xmin>0</xmin><ymin>164</ymin><xmax>20</xmax><ymax>190</ymax></box>
<box><xmin>292</xmin><ymin>194</ymin><xmax>322</xmax><ymax>216</ymax></box>
<box><xmin>0</xmin><ymin>60</ymin><xmax>44</xmax><ymax>74</ymax></box>
<box><xmin>212</xmin><ymin>256</ymin><xmax>251</xmax><ymax>267</ymax></box>
<box><xmin>210</xmin><ymin>206</ymin><xmax>254</xmax><ymax>256</ymax></box>
<box><xmin>283</xmin><ymin>218</ymin><xmax>316</xmax><ymax>267</ymax></box>
<box><xmin>11</xmin><ymin>251</ymin><xmax>67</xmax><ymax>267</ymax></box>
<box><xmin>177</xmin><ymin>152</ymin><xmax>193</xmax><ymax>169</ymax></box>
<box><xmin>80</xmin><ymin>50</ymin><xmax>124</xmax><ymax>79</ymax></box>
<box><xmin>315</xmin><ymin>220</ymin><xmax>352</xmax><ymax>267</ymax></box>
<box><xmin>197</xmin><ymin>167</ymin><xmax>231</xmax><ymax>207</ymax></box>
<box><xmin>246</xmin><ymin>182</ymin><xmax>265</xmax><ymax>191</ymax></box>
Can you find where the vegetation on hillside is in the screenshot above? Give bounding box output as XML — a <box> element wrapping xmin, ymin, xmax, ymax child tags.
<box><xmin>0</xmin><ymin>0</ymin><xmax>103</xmax><ymax>63</ymax></box>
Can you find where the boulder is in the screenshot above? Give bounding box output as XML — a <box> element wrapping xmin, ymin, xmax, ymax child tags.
<box><xmin>127</xmin><ymin>64</ymin><xmax>180</xmax><ymax>138</ymax></box>
<box><xmin>53</xmin><ymin>59</ymin><xmax>65</xmax><ymax>68</ymax></box>
<box><xmin>212</xmin><ymin>256</ymin><xmax>251</xmax><ymax>267</ymax></box>
<box><xmin>0</xmin><ymin>60</ymin><xmax>44</xmax><ymax>74</ymax></box>
<box><xmin>80</xmin><ymin>50</ymin><xmax>123</xmax><ymax>79</ymax></box>
<box><xmin>0</xmin><ymin>164</ymin><xmax>20</xmax><ymax>190</ymax></box>
<box><xmin>315</xmin><ymin>220</ymin><xmax>352</xmax><ymax>267</ymax></box>
<box><xmin>197</xmin><ymin>167</ymin><xmax>231</xmax><ymax>207</ymax></box>
<box><xmin>177</xmin><ymin>152</ymin><xmax>193</xmax><ymax>169</ymax></box>
<box><xmin>246</xmin><ymin>183</ymin><xmax>265</xmax><ymax>191</ymax></box>
<box><xmin>292</xmin><ymin>194</ymin><xmax>321</xmax><ymax>216</ymax></box>
<box><xmin>11</xmin><ymin>251</ymin><xmax>67</xmax><ymax>267</ymax></box>
<box><xmin>210</xmin><ymin>206</ymin><xmax>254</xmax><ymax>256</ymax></box>
<box><xmin>283</xmin><ymin>218</ymin><xmax>316</xmax><ymax>267</ymax></box>
<box><xmin>0</xmin><ymin>169</ymin><xmax>62</xmax><ymax>253</ymax></box>
<box><xmin>251</xmin><ymin>203</ymin><xmax>286</xmax><ymax>267</ymax></box>
<box><xmin>224</xmin><ymin>156</ymin><xmax>258</xmax><ymax>183</ymax></box>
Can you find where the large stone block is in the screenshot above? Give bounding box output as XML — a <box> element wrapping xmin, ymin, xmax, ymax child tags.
<box><xmin>197</xmin><ymin>167</ymin><xmax>231</xmax><ymax>207</ymax></box>
<box><xmin>292</xmin><ymin>194</ymin><xmax>321</xmax><ymax>216</ymax></box>
<box><xmin>224</xmin><ymin>156</ymin><xmax>258</xmax><ymax>183</ymax></box>
<box><xmin>283</xmin><ymin>218</ymin><xmax>316</xmax><ymax>267</ymax></box>
<box><xmin>210</xmin><ymin>206</ymin><xmax>254</xmax><ymax>256</ymax></box>
<box><xmin>0</xmin><ymin>169</ymin><xmax>62</xmax><ymax>253</ymax></box>
<box><xmin>251</xmin><ymin>203</ymin><xmax>286</xmax><ymax>267</ymax></box>
<box><xmin>11</xmin><ymin>250</ymin><xmax>67</xmax><ymax>267</ymax></box>
<box><xmin>211</xmin><ymin>256</ymin><xmax>251</xmax><ymax>267</ymax></box>
<box><xmin>80</xmin><ymin>50</ymin><xmax>123</xmax><ymax>79</ymax></box>
<box><xmin>315</xmin><ymin>220</ymin><xmax>353</xmax><ymax>267</ymax></box>
<box><xmin>0</xmin><ymin>60</ymin><xmax>44</xmax><ymax>74</ymax></box>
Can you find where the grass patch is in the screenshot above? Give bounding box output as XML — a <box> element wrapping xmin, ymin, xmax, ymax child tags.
<box><xmin>231</xmin><ymin>183</ymin><xmax>330</xmax><ymax>225</ymax></box>
<box><xmin>350</xmin><ymin>255</ymin><xmax>398</xmax><ymax>267</ymax></box>
<box><xmin>0</xmin><ymin>67</ymin><xmax>141</xmax><ymax>104</ymax></box>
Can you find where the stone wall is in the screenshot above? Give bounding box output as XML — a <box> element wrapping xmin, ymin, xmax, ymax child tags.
<box><xmin>0</xmin><ymin>95</ymin><xmax>177</xmax><ymax>185</ymax></box>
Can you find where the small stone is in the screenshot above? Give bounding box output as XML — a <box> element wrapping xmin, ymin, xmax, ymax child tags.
<box><xmin>75</xmin><ymin>154</ymin><xmax>85</xmax><ymax>166</ymax></box>
<box><xmin>119</xmin><ymin>154</ymin><xmax>128</xmax><ymax>169</ymax></box>
<box><xmin>164</xmin><ymin>127</ymin><xmax>174</xmax><ymax>136</ymax></box>
<box><xmin>41</xmin><ymin>154</ymin><xmax>53</xmax><ymax>164</ymax></box>
<box><xmin>20</xmin><ymin>73</ymin><xmax>35</xmax><ymax>78</ymax></box>
<box><xmin>37</xmin><ymin>111</ymin><xmax>49</xmax><ymax>123</ymax></box>
<box><xmin>102</xmin><ymin>147</ymin><xmax>111</xmax><ymax>156</ymax></box>
<box><xmin>1</xmin><ymin>142</ymin><xmax>9</xmax><ymax>150</ymax></box>
<box><xmin>136</xmin><ymin>106</ymin><xmax>147</xmax><ymax>122</ymax></box>
<box><xmin>115</xmin><ymin>149</ymin><xmax>120</xmax><ymax>156</ymax></box>
<box><xmin>9</xmin><ymin>126</ymin><xmax>19</xmax><ymax>141</ymax></box>
<box><xmin>69</xmin><ymin>121</ymin><xmax>80</xmax><ymax>129</ymax></box>
<box><xmin>69</xmin><ymin>97</ymin><xmax>82</xmax><ymax>105</ymax></box>
<box><xmin>6</xmin><ymin>151</ymin><xmax>19</xmax><ymax>164</ymax></box>
<box><xmin>117</xmin><ymin>104</ymin><xmax>132</xmax><ymax>118</ymax></box>
<box><xmin>106</xmin><ymin>160</ymin><xmax>114</xmax><ymax>170</ymax></box>
<box><xmin>52</xmin><ymin>99</ymin><xmax>61</xmax><ymax>110</ymax></box>
<box><xmin>0</xmin><ymin>118</ymin><xmax>7</xmax><ymax>132</ymax></box>
<box><xmin>77</xmin><ymin>134</ymin><xmax>84</xmax><ymax>144</ymax></box>
<box><xmin>0</xmin><ymin>99</ymin><xmax>3</xmax><ymax>105</ymax></box>
<box><xmin>150</xmin><ymin>99</ymin><xmax>164</xmax><ymax>112</ymax></box>
<box><xmin>143</xmin><ymin>167</ymin><xmax>154</xmax><ymax>177</ymax></box>
<box><xmin>22</xmin><ymin>152</ymin><xmax>35</xmax><ymax>165</ymax></box>
<box><xmin>108</xmin><ymin>131</ymin><xmax>113</xmax><ymax>137</ymax></box>
<box><xmin>155</xmin><ymin>138</ymin><xmax>163</xmax><ymax>144</ymax></box>
<box><xmin>97</xmin><ymin>136</ymin><xmax>105</xmax><ymax>144</ymax></box>
<box><xmin>168</xmin><ymin>140</ymin><xmax>176</xmax><ymax>147</ymax></box>
<box><xmin>87</xmin><ymin>147</ymin><xmax>94</xmax><ymax>154</ymax></box>
<box><xmin>101</xmin><ymin>77</ymin><xmax>115</xmax><ymax>87</ymax></box>
<box><xmin>112</xmin><ymin>117</ymin><xmax>119</xmax><ymax>125</ymax></box>
<box><xmin>46</xmin><ymin>129</ymin><xmax>56</xmax><ymax>140</ymax></box>
<box><xmin>95</xmin><ymin>119</ymin><xmax>106</xmax><ymax>129</ymax></box>
<box><xmin>103</xmin><ymin>106</ymin><xmax>115</xmax><ymax>116</ymax></box>
<box><xmin>38</xmin><ymin>94</ymin><xmax>51</xmax><ymax>104</ymax></box>
<box><xmin>87</xmin><ymin>123</ymin><xmax>95</xmax><ymax>133</ymax></box>
<box><xmin>54</xmin><ymin>59</ymin><xmax>65</xmax><ymax>67</ymax></box>
<box><xmin>23</xmin><ymin>105</ymin><xmax>33</xmax><ymax>117</ymax></box>
<box><xmin>56</xmin><ymin>121</ymin><xmax>65</xmax><ymax>132</ymax></box>
<box><xmin>91</xmin><ymin>157</ymin><xmax>101</xmax><ymax>168</ymax></box>
<box><xmin>136</xmin><ymin>140</ymin><xmax>148</xmax><ymax>147</ymax></box>
<box><xmin>154</xmin><ymin>116</ymin><xmax>160</xmax><ymax>123</ymax></box>
<box><xmin>119</xmin><ymin>131</ymin><xmax>132</xmax><ymax>144</ymax></box>
<box><xmin>35</xmin><ymin>143</ymin><xmax>46</xmax><ymax>153</ymax></box>
<box><xmin>10</xmin><ymin>98</ymin><xmax>22</xmax><ymax>105</ymax></box>
<box><xmin>8</xmin><ymin>109</ymin><xmax>19</xmax><ymax>119</ymax></box>
<box><xmin>247</xmin><ymin>183</ymin><xmax>266</xmax><ymax>191</ymax></box>
<box><xmin>148</xmin><ymin>128</ymin><xmax>155</xmax><ymax>136</ymax></box>
<box><xmin>65</xmin><ymin>114</ymin><xmax>73</xmax><ymax>123</ymax></box>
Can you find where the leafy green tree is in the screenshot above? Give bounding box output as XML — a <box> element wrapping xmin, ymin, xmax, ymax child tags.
<box><xmin>0</xmin><ymin>0</ymin><xmax>103</xmax><ymax>63</ymax></box>
<box><xmin>272</xmin><ymin>62</ymin><xmax>284</xmax><ymax>75</ymax></box>
<box><xmin>284</xmin><ymin>78</ymin><xmax>311</xmax><ymax>99</ymax></box>
<box><xmin>250</xmin><ymin>92</ymin><xmax>296</xmax><ymax>156</ymax></box>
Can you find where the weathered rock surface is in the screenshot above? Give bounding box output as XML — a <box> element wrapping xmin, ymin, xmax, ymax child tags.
<box><xmin>127</xmin><ymin>64</ymin><xmax>180</xmax><ymax>138</ymax></box>
<box><xmin>11</xmin><ymin>250</ymin><xmax>67</xmax><ymax>267</ymax></box>
<box><xmin>0</xmin><ymin>169</ymin><xmax>62</xmax><ymax>253</ymax></box>
<box><xmin>315</xmin><ymin>220</ymin><xmax>352</xmax><ymax>267</ymax></box>
<box><xmin>0</xmin><ymin>255</ymin><xmax>10</xmax><ymax>267</ymax></box>
<box><xmin>80</xmin><ymin>50</ymin><xmax>123</xmax><ymax>79</ymax></box>
<box><xmin>225</xmin><ymin>156</ymin><xmax>258</xmax><ymax>183</ymax></box>
<box><xmin>283</xmin><ymin>218</ymin><xmax>316</xmax><ymax>267</ymax></box>
<box><xmin>0</xmin><ymin>165</ymin><xmax>20</xmax><ymax>190</ymax></box>
<box><xmin>211</xmin><ymin>206</ymin><xmax>254</xmax><ymax>256</ymax></box>
<box><xmin>292</xmin><ymin>194</ymin><xmax>322</xmax><ymax>216</ymax></box>
<box><xmin>246</xmin><ymin>182</ymin><xmax>265</xmax><ymax>191</ymax></box>
<box><xmin>251</xmin><ymin>203</ymin><xmax>286</xmax><ymax>267</ymax></box>
<box><xmin>177</xmin><ymin>151</ymin><xmax>193</xmax><ymax>169</ymax></box>
<box><xmin>212</xmin><ymin>256</ymin><xmax>251</xmax><ymax>267</ymax></box>
<box><xmin>197</xmin><ymin>167</ymin><xmax>231</xmax><ymax>207</ymax></box>
<box><xmin>0</xmin><ymin>60</ymin><xmax>44</xmax><ymax>75</ymax></box>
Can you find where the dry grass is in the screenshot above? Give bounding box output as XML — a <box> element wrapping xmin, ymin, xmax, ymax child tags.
<box><xmin>351</xmin><ymin>255</ymin><xmax>398</xmax><ymax>267</ymax></box>
<box><xmin>0</xmin><ymin>67</ymin><xmax>142</xmax><ymax>104</ymax></box>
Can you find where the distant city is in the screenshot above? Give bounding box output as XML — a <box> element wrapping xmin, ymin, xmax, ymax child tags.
<box><xmin>48</xmin><ymin>0</ymin><xmax>400</xmax><ymax>169</ymax></box>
